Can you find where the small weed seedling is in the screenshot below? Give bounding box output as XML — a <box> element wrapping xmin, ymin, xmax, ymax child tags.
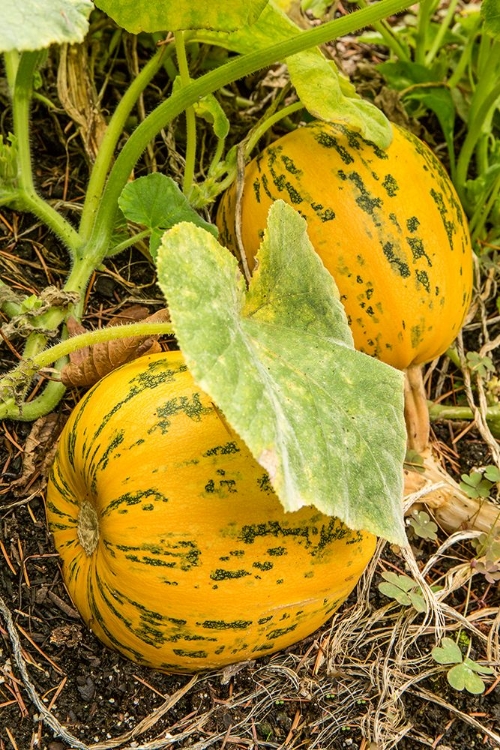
<box><xmin>432</xmin><ymin>637</ymin><xmax>494</xmax><ymax>695</ymax></box>
<box><xmin>378</xmin><ymin>571</ymin><xmax>439</xmax><ymax>613</ymax></box>
<box><xmin>460</xmin><ymin>466</ymin><xmax>500</xmax><ymax>500</ymax></box>
<box><xmin>407</xmin><ymin>509</ymin><xmax>438</xmax><ymax>542</ymax></box>
<box><xmin>470</xmin><ymin>526</ymin><xmax>500</xmax><ymax>584</ymax></box>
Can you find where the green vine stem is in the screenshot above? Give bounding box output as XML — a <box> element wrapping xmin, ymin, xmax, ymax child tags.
<box><xmin>354</xmin><ymin>0</ymin><xmax>411</xmax><ymax>62</ymax></box>
<box><xmin>2</xmin><ymin>379</ymin><xmax>67</xmax><ymax>422</ymax></box>
<box><xmin>11</xmin><ymin>51</ymin><xmax>82</xmax><ymax>254</ymax></box>
<box><xmin>414</xmin><ymin>0</ymin><xmax>436</xmax><ymax>66</ymax></box>
<box><xmin>0</xmin><ymin>321</ymin><xmax>174</xmax><ymax>420</ymax></box>
<box><xmin>3</xmin><ymin>253</ymin><xmax>106</xmax><ymax>388</ymax></box>
<box><xmin>33</xmin><ymin>320</ymin><xmax>174</xmax><ymax>370</ymax></box>
<box><xmin>87</xmin><ymin>0</ymin><xmax>418</xmax><ymax>264</ymax></box>
<box><xmin>428</xmin><ymin>401</ymin><xmax>500</xmax><ymax>439</ymax></box>
<box><xmin>196</xmin><ymin>100</ymin><xmax>305</xmax><ymax>206</ymax></box>
<box><xmin>174</xmin><ymin>31</ymin><xmax>197</xmax><ymax>197</ymax></box>
<box><xmin>424</xmin><ymin>0</ymin><xmax>459</xmax><ymax>66</ymax></box>
<box><xmin>447</xmin><ymin>13</ymin><xmax>481</xmax><ymax>90</ymax></box>
<box><xmin>107</xmin><ymin>228</ymin><xmax>151</xmax><ymax>256</ymax></box>
<box><xmin>78</xmin><ymin>43</ymin><xmax>170</xmax><ymax>244</ymax></box>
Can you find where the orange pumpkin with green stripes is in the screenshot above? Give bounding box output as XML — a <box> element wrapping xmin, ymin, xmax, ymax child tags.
<box><xmin>217</xmin><ymin>121</ymin><xmax>473</xmax><ymax>370</ymax></box>
<box><xmin>46</xmin><ymin>351</ymin><xmax>376</xmax><ymax>672</ymax></box>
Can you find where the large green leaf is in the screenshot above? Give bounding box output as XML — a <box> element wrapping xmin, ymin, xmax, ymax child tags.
<box><xmin>1</xmin><ymin>0</ymin><xmax>92</xmax><ymax>52</ymax></box>
<box><xmin>93</xmin><ymin>0</ymin><xmax>268</xmax><ymax>33</ymax></box>
<box><xmin>156</xmin><ymin>200</ymin><xmax>406</xmax><ymax>544</ymax></box>
<box><xmin>482</xmin><ymin>0</ymin><xmax>500</xmax><ymax>39</ymax></box>
<box><xmin>195</xmin><ymin>2</ymin><xmax>392</xmax><ymax>147</ymax></box>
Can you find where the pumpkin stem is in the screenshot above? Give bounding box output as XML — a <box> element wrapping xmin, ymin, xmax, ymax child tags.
<box><xmin>404</xmin><ymin>364</ymin><xmax>430</xmax><ymax>454</ymax></box>
<box><xmin>77</xmin><ymin>501</ymin><xmax>99</xmax><ymax>556</ymax></box>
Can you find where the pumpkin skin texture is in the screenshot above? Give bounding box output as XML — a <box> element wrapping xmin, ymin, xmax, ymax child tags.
<box><xmin>46</xmin><ymin>351</ymin><xmax>376</xmax><ymax>673</ymax></box>
<box><xmin>216</xmin><ymin>121</ymin><xmax>473</xmax><ymax>370</ymax></box>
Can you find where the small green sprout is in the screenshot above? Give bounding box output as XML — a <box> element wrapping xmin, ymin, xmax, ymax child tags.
<box><xmin>432</xmin><ymin>637</ymin><xmax>494</xmax><ymax>695</ymax></box>
<box><xmin>471</xmin><ymin>526</ymin><xmax>500</xmax><ymax>562</ymax></box>
<box><xmin>466</xmin><ymin>351</ymin><xmax>496</xmax><ymax>378</ymax></box>
<box><xmin>378</xmin><ymin>571</ymin><xmax>439</xmax><ymax>613</ymax></box>
<box><xmin>459</xmin><ymin>468</ymin><xmax>498</xmax><ymax>499</ymax></box>
<box><xmin>407</xmin><ymin>509</ymin><xmax>438</xmax><ymax>541</ymax></box>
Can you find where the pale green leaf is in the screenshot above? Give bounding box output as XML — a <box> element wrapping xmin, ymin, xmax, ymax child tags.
<box><xmin>157</xmin><ymin>200</ymin><xmax>406</xmax><ymax>543</ymax></box>
<box><xmin>1</xmin><ymin>0</ymin><xmax>92</xmax><ymax>52</ymax></box>
<box><xmin>173</xmin><ymin>77</ymin><xmax>230</xmax><ymax>139</ymax></box>
<box><xmin>301</xmin><ymin>0</ymin><xmax>330</xmax><ymax>19</ymax></box>
<box><xmin>463</xmin><ymin>658</ymin><xmax>494</xmax><ymax>676</ymax></box>
<box><xmin>194</xmin><ymin>94</ymin><xmax>230</xmax><ymax>139</ymax></box>
<box><xmin>407</xmin><ymin>590</ymin><xmax>426</xmax><ymax>613</ymax></box>
<box><xmin>378</xmin><ymin>583</ymin><xmax>412</xmax><ymax>606</ymax></box>
<box><xmin>93</xmin><ymin>0</ymin><xmax>268</xmax><ymax>33</ymax></box>
<box><xmin>484</xmin><ymin>465</ymin><xmax>500</xmax><ymax>482</ymax></box>
<box><xmin>381</xmin><ymin>572</ymin><xmax>416</xmax><ymax>592</ymax></box>
<box><xmin>447</xmin><ymin>664</ymin><xmax>486</xmax><ymax>694</ymax></box>
<box><xmin>196</xmin><ymin>2</ymin><xmax>391</xmax><ymax>148</ymax></box>
<box><xmin>118</xmin><ymin>173</ymin><xmax>217</xmax><ymax>259</ymax></box>
<box><xmin>432</xmin><ymin>638</ymin><xmax>462</xmax><ymax>665</ymax></box>
<box><xmin>482</xmin><ymin>0</ymin><xmax>500</xmax><ymax>39</ymax></box>
<box><xmin>286</xmin><ymin>52</ymin><xmax>392</xmax><ymax>148</ymax></box>
<box><xmin>196</xmin><ymin>2</ymin><xmax>298</xmax><ymax>53</ymax></box>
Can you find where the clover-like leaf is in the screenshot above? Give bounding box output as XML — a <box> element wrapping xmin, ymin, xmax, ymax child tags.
<box><xmin>432</xmin><ymin>638</ymin><xmax>463</xmax><ymax>665</ymax></box>
<box><xmin>459</xmin><ymin>471</ymin><xmax>493</xmax><ymax>499</ymax></box>
<box><xmin>156</xmin><ymin>200</ymin><xmax>406</xmax><ymax>543</ymax></box>
<box><xmin>408</xmin><ymin>509</ymin><xmax>438</xmax><ymax>541</ymax></box>
<box><xmin>380</xmin><ymin>572</ymin><xmax>416</xmax><ymax>592</ymax></box>
<box><xmin>378</xmin><ymin>571</ymin><xmax>428</xmax><ymax>611</ymax></box>
<box><xmin>463</xmin><ymin>658</ymin><xmax>494</xmax><ymax>676</ymax></box>
<box><xmin>407</xmin><ymin>590</ymin><xmax>427</xmax><ymax>613</ymax></box>
<box><xmin>378</xmin><ymin>583</ymin><xmax>412</xmax><ymax>607</ymax></box>
<box><xmin>118</xmin><ymin>174</ymin><xmax>217</xmax><ymax>260</ymax></box>
<box><xmin>447</xmin><ymin>664</ymin><xmax>488</xmax><ymax>695</ymax></box>
<box><xmin>484</xmin><ymin>465</ymin><xmax>500</xmax><ymax>483</ymax></box>
<box><xmin>1</xmin><ymin>0</ymin><xmax>92</xmax><ymax>52</ymax></box>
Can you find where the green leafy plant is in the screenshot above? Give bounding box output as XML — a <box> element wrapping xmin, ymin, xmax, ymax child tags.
<box><xmin>378</xmin><ymin>571</ymin><xmax>437</xmax><ymax>613</ymax></box>
<box><xmin>0</xmin><ymin>0</ymin><xmax>425</xmax><ymax>546</ymax></box>
<box><xmin>407</xmin><ymin>509</ymin><xmax>438</xmax><ymax>542</ymax></box>
<box><xmin>432</xmin><ymin>637</ymin><xmax>494</xmax><ymax>695</ymax></box>
<box><xmin>460</xmin><ymin>467</ymin><xmax>500</xmax><ymax>499</ymax></box>
<box><xmin>470</xmin><ymin>526</ymin><xmax>500</xmax><ymax>584</ymax></box>
<box><xmin>466</xmin><ymin>351</ymin><xmax>496</xmax><ymax>378</ymax></box>
<box><xmin>0</xmin><ymin>0</ymin><xmax>410</xmax><ymax>418</ymax></box>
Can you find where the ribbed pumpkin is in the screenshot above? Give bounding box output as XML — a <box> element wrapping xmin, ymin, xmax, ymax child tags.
<box><xmin>46</xmin><ymin>351</ymin><xmax>376</xmax><ymax>673</ymax></box>
<box><xmin>216</xmin><ymin>121</ymin><xmax>473</xmax><ymax>370</ymax></box>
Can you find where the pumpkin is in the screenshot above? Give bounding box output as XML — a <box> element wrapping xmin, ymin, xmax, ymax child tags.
<box><xmin>216</xmin><ymin>121</ymin><xmax>473</xmax><ymax>370</ymax></box>
<box><xmin>46</xmin><ymin>351</ymin><xmax>376</xmax><ymax>673</ymax></box>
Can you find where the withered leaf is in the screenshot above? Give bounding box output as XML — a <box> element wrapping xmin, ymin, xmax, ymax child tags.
<box><xmin>61</xmin><ymin>306</ymin><xmax>170</xmax><ymax>387</ymax></box>
<box><xmin>12</xmin><ymin>413</ymin><xmax>64</xmax><ymax>496</ymax></box>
